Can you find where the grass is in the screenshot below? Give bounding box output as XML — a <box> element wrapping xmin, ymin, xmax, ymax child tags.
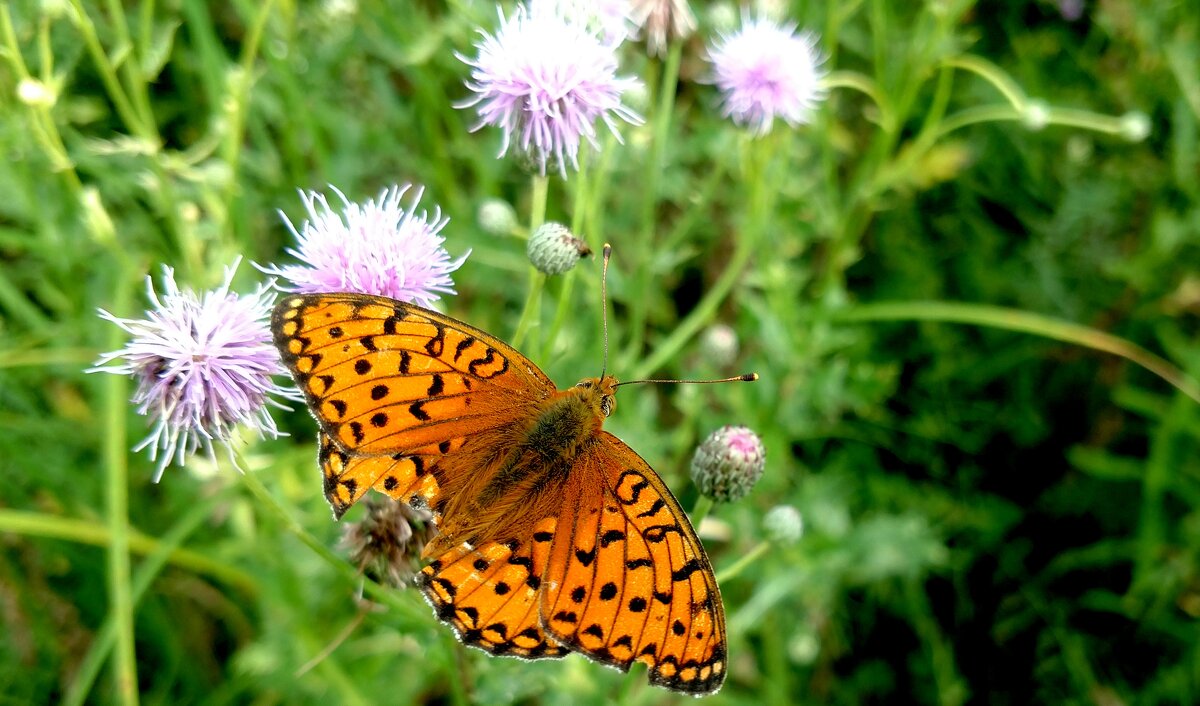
<box><xmin>1</xmin><ymin>0</ymin><xmax>1198</xmax><ymax>704</ymax></box>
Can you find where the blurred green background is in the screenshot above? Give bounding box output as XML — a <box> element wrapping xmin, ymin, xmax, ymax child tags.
<box><xmin>1</xmin><ymin>0</ymin><xmax>1198</xmax><ymax>704</ymax></box>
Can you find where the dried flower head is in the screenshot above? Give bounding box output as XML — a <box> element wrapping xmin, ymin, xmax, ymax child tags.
<box><xmin>458</xmin><ymin>2</ymin><xmax>643</xmax><ymax>177</ymax></box>
<box><xmin>690</xmin><ymin>425</ymin><xmax>766</xmax><ymax>502</ymax></box>
<box><xmin>706</xmin><ymin>15</ymin><xmax>825</xmax><ymax>135</ymax></box>
<box><xmin>90</xmin><ymin>259</ymin><xmax>296</xmax><ymax>481</ymax></box>
<box><xmin>527</xmin><ymin>222</ymin><xmax>592</xmax><ymax>275</ymax></box>
<box><xmin>630</xmin><ymin>0</ymin><xmax>696</xmax><ymax>56</ymax></box>
<box><xmin>341</xmin><ymin>497</ymin><xmax>436</xmax><ymax>588</ymax></box>
<box><xmin>261</xmin><ymin>185</ymin><xmax>468</xmax><ymax>307</ymax></box>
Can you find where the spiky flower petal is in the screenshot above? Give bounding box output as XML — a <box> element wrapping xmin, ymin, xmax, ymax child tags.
<box><xmin>706</xmin><ymin>15</ymin><xmax>825</xmax><ymax>135</ymax></box>
<box><xmin>91</xmin><ymin>260</ymin><xmax>296</xmax><ymax>480</ymax></box>
<box><xmin>261</xmin><ymin>185</ymin><xmax>468</xmax><ymax>307</ymax></box>
<box><xmin>458</xmin><ymin>2</ymin><xmax>642</xmax><ymax>177</ymax></box>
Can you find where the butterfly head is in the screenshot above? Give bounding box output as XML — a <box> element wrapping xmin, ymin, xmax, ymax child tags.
<box><xmin>574</xmin><ymin>375</ymin><xmax>618</xmax><ymax>418</ymax></box>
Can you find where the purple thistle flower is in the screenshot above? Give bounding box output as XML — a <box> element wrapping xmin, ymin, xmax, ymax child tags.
<box><xmin>706</xmin><ymin>15</ymin><xmax>825</xmax><ymax>135</ymax></box>
<box><xmin>91</xmin><ymin>259</ymin><xmax>297</xmax><ymax>481</ymax></box>
<box><xmin>458</xmin><ymin>2</ymin><xmax>643</xmax><ymax>177</ymax></box>
<box><xmin>260</xmin><ymin>185</ymin><xmax>469</xmax><ymax>307</ymax></box>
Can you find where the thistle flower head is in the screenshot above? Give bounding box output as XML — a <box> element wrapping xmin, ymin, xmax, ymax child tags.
<box><xmin>706</xmin><ymin>15</ymin><xmax>825</xmax><ymax>135</ymax></box>
<box><xmin>527</xmin><ymin>222</ymin><xmax>592</xmax><ymax>275</ymax></box>
<box><xmin>458</xmin><ymin>2</ymin><xmax>643</xmax><ymax>177</ymax></box>
<box><xmin>91</xmin><ymin>259</ymin><xmax>296</xmax><ymax>481</ymax></box>
<box><xmin>261</xmin><ymin>185</ymin><xmax>468</xmax><ymax>307</ymax></box>
<box><xmin>630</xmin><ymin>0</ymin><xmax>696</xmax><ymax>56</ymax></box>
<box><xmin>690</xmin><ymin>425</ymin><xmax>766</xmax><ymax>502</ymax></box>
<box><xmin>341</xmin><ymin>497</ymin><xmax>436</xmax><ymax>588</ymax></box>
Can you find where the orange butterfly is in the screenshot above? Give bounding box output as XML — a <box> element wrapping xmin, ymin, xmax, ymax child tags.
<box><xmin>272</xmin><ymin>291</ymin><xmax>730</xmax><ymax>694</ymax></box>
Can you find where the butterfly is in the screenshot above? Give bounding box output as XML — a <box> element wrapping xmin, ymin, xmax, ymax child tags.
<box><xmin>271</xmin><ymin>291</ymin><xmax>728</xmax><ymax>695</ymax></box>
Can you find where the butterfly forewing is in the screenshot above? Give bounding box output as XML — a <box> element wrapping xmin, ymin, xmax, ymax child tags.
<box><xmin>539</xmin><ymin>433</ymin><xmax>727</xmax><ymax>695</ymax></box>
<box><xmin>272</xmin><ymin>293</ymin><xmax>554</xmax><ymax>456</ymax></box>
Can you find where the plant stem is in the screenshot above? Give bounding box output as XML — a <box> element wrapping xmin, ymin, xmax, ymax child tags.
<box><xmin>512</xmin><ymin>175</ymin><xmax>550</xmax><ymax>349</ymax></box>
<box><xmin>102</xmin><ymin>282</ymin><xmax>138</xmax><ymax>706</ymax></box>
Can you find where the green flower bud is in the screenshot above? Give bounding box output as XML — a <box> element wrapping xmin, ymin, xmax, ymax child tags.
<box><xmin>477</xmin><ymin>198</ymin><xmax>518</xmax><ymax>236</ymax></box>
<box><xmin>699</xmin><ymin>323</ymin><xmax>739</xmax><ymax>367</ymax></box>
<box><xmin>763</xmin><ymin>505</ymin><xmax>803</xmax><ymax>544</ymax></box>
<box><xmin>690</xmin><ymin>425</ymin><xmax>765</xmax><ymax>502</ymax></box>
<box><xmin>527</xmin><ymin>222</ymin><xmax>591</xmax><ymax>275</ymax></box>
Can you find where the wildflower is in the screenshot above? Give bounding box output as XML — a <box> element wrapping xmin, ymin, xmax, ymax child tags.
<box><xmin>706</xmin><ymin>15</ymin><xmax>825</xmax><ymax>135</ymax></box>
<box><xmin>629</xmin><ymin>0</ymin><xmax>696</xmax><ymax>56</ymax></box>
<box><xmin>458</xmin><ymin>2</ymin><xmax>642</xmax><ymax>177</ymax></box>
<box><xmin>690</xmin><ymin>425</ymin><xmax>766</xmax><ymax>502</ymax></box>
<box><xmin>341</xmin><ymin>497</ymin><xmax>436</xmax><ymax>588</ymax></box>
<box><xmin>763</xmin><ymin>504</ymin><xmax>803</xmax><ymax>544</ymax></box>
<box><xmin>261</xmin><ymin>185</ymin><xmax>468</xmax><ymax>307</ymax></box>
<box><xmin>527</xmin><ymin>222</ymin><xmax>591</xmax><ymax>275</ymax></box>
<box><xmin>90</xmin><ymin>259</ymin><xmax>295</xmax><ymax>481</ymax></box>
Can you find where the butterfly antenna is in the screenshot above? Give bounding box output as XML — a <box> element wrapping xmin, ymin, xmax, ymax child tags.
<box><xmin>600</xmin><ymin>243</ymin><xmax>612</xmax><ymax>380</ymax></box>
<box><xmin>613</xmin><ymin>373</ymin><xmax>759</xmax><ymax>388</ymax></box>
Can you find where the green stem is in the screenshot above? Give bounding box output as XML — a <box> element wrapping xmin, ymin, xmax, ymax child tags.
<box><xmin>716</xmin><ymin>541</ymin><xmax>770</xmax><ymax>584</ymax></box>
<box><xmin>823</xmin><ymin>301</ymin><xmax>1200</xmax><ymax>404</ymax></box>
<box><xmin>625</xmin><ymin>42</ymin><xmax>684</xmax><ymax>364</ymax></box>
<box><xmin>0</xmin><ymin>6</ymin><xmax>84</xmax><ymax>195</ymax></box>
<box><xmin>631</xmin><ymin>222</ymin><xmax>757</xmax><ymax>380</ymax></box>
<box><xmin>0</xmin><ymin>510</ymin><xmax>257</xmax><ymax>595</ymax></box>
<box><xmin>62</xmin><ymin>487</ymin><xmax>243</xmax><ymax>706</ymax></box>
<box><xmin>541</xmin><ymin>158</ymin><xmax>592</xmax><ymax>362</ymax></box>
<box><xmin>511</xmin><ymin>175</ymin><xmax>550</xmax><ymax>349</ymax></box>
<box><xmin>232</xmin><ymin>456</ymin><xmax>425</xmax><ymax>619</ymax></box>
<box><xmin>689</xmin><ymin>495</ymin><xmax>714</xmax><ymax>528</ymax></box>
<box><xmin>102</xmin><ymin>283</ymin><xmax>138</xmax><ymax>706</ymax></box>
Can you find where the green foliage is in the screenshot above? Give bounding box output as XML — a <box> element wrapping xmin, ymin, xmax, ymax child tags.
<box><xmin>1</xmin><ymin>0</ymin><xmax>1198</xmax><ymax>704</ymax></box>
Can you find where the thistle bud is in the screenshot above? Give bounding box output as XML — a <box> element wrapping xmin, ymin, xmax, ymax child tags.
<box><xmin>690</xmin><ymin>425</ymin><xmax>765</xmax><ymax>502</ymax></box>
<box><xmin>477</xmin><ymin>198</ymin><xmax>519</xmax><ymax>236</ymax></box>
<box><xmin>763</xmin><ymin>504</ymin><xmax>803</xmax><ymax>544</ymax></box>
<box><xmin>527</xmin><ymin>222</ymin><xmax>592</xmax><ymax>275</ymax></box>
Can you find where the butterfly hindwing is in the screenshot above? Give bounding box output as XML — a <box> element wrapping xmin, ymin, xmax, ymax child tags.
<box><xmin>539</xmin><ymin>432</ymin><xmax>726</xmax><ymax>695</ymax></box>
<box><xmin>318</xmin><ymin>432</ymin><xmax>442</xmax><ymax>519</ymax></box>
<box><xmin>273</xmin><ymin>293</ymin><xmax>554</xmax><ymax>456</ymax></box>
<box><xmin>416</xmin><ymin>518</ymin><xmax>569</xmax><ymax>660</ymax></box>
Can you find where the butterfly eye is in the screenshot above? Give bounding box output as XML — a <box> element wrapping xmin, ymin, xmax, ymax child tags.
<box><xmin>576</xmin><ymin>380</ymin><xmax>593</xmax><ymax>389</ymax></box>
<box><xmin>600</xmin><ymin>395</ymin><xmax>614</xmax><ymax>417</ymax></box>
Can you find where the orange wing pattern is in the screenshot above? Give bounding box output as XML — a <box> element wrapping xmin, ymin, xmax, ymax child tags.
<box><xmin>415</xmin><ymin>517</ymin><xmax>569</xmax><ymax>660</ymax></box>
<box><xmin>272</xmin><ymin>292</ymin><xmax>730</xmax><ymax>695</ymax></box>
<box><xmin>316</xmin><ymin>432</ymin><xmax>442</xmax><ymax>518</ymax></box>
<box><xmin>273</xmin><ymin>293</ymin><xmax>555</xmax><ymax>517</ymax></box>
<box><xmin>539</xmin><ymin>432</ymin><xmax>726</xmax><ymax>695</ymax></box>
<box><xmin>273</xmin><ymin>293</ymin><xmax>553</xmax><ymax>455</ymax></box>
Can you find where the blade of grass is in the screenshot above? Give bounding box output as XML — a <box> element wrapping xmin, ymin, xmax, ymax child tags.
<box><xmin>823</xmin><ymin>301</ymin><xmax>1200</xmax><ymax>404</ymax></box>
